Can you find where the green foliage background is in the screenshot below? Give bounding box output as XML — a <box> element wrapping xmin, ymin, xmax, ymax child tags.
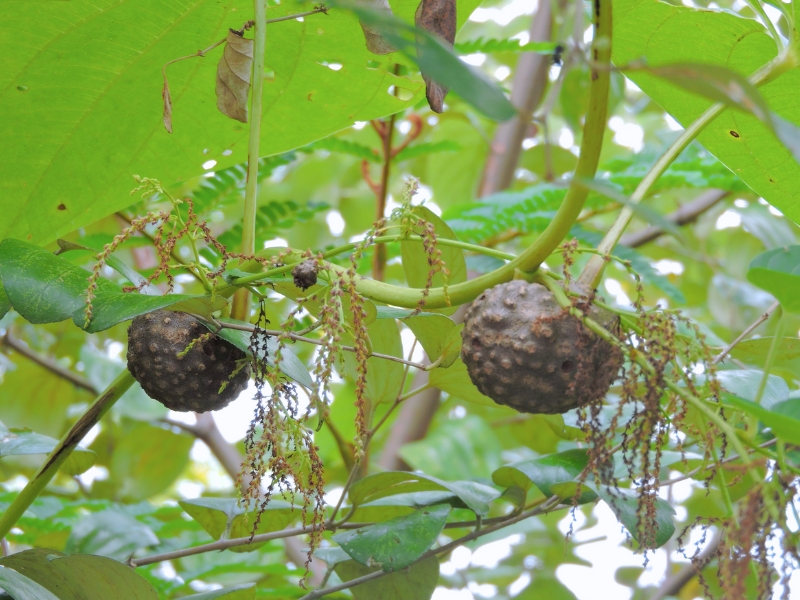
<box><xmin>2</xmin><ymin>0</ymin><xmax>800</xmax><ymax>598</ymax></box>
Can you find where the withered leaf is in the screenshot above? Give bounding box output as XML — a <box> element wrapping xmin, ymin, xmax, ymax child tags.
<box><xmin>415</xmin><ymin>0</ymin><xmax>456</xmax><ymax>113</ymax></box>
<box><xmin>216</xmin><ymin>30</ymin><xmax>254</xmax><ymax>123</ymax></box>
<box><xmin>357</xmin><ymin>0</ymin><xmax>397</xmax><ymax>55</ymax></box>
<box><xmin>162</xmin><ymin>74</ymin><xmax>173</xmax><ymax>133</ymax></box>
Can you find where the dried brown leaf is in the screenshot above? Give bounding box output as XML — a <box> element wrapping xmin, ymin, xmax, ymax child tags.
<box><xmin>415</xmin><ymin>0</ymin><xmax>456</xmax><ymax>113</ymax></box>
<box><xmin>162</xmin><ymin>73</ymin><xmax>173</xmax><ymax>133</ymax></box>
<box><xmin>215</xmin><ymin>30</ymin><xmax>254</xmax><ymax>123</ymax></box>
<box><xmin>357</xmin><ymin>0</ymin><xmax>397</xmax><ymax>54</ymax></box>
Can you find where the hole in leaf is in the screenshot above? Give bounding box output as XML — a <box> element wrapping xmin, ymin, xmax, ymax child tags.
<box><xmin>318</xmin><ymin>61</ymin><xmax>343</xmax><ymax>71</ymax></box>
<box><xmin>388</xmin><ymin>85</ymin><xmax>414</xmax><ymax>101</ymax></box>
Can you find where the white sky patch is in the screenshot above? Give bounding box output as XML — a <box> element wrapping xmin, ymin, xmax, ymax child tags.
<box><xmin>326</xmin><ymin>209</ymin><xmax>345</xmax><ymax>237</ymax></box>
<box><xmin>558</xmin><ymin>128</ymin><xmax>575</xmax><ymax>149</ymax></box>
<box><xmin>77</xmin><ymin>465</ymin><xmax>108</xmax><ymax>487</ymax></box>
<box><xmin>604</xmin><ymin>278</ymin><xmax>632</xmax><ymax>307</ymax></box>
<box><xmin>608</xmin><ymin>116</ymin><xmax>644</xmax><ymax>152</ymax></box>
<box><xmin>106</xmin><ymin>341</ymin><xmax>124</xmax><ymax>360</ymax></box>
<box><xmin>715</xmin><ymin>209</ymin><xmax>742</xmax><ymax>230</ymax></box>
<box><xmin>471</xmin><ymin>534</ymin><xmax>523</xmax><ymax>568</ymax></box>
<box><xmin>401</xmin><ymin>327</ymin><xmax>426</xmax><ymax>364</ymax></box>
<box><xmin>460</xmin><ymin>53</ymin><xmax>486</xmax><ymax>67</ymax></box>
<box><xmin>467</xmin><ymin>582</ymin><xmax>497</xmax><ymax>598</ymax></box>
<box><xmin>664</xmin><ymin>114</ymin><xmax>682</xmax><ymax>131</ymax></box>
<box><xmin>762</xmin><ymin>3</ymin><xmax>784</xmax><ymax>27</ymax></box>
<box><xmin>508</xmin><ymin>573</ymin><xmax>531</xmax><ymax>596</ymax></box>
<box><xmin>202</xmin><ymin>159</ymin><xmax>217</xmax><ymax>170</ymax></box>
<box><xmin>522</xmin><ymin>138</ymin><xmax>536</xmax><ymax>150</ymax></box>
<box><xmin>221</xmin><ymin>149</ymin><xmax>233</xmax><ymax>156</ymax></box>
<box><xmin>734</xmin><ymin>198</ymin><xmax>749</xmax><ymax>208</ymax></box>
<box><xmin>212</xmin><ymin>381</ymin><xmax>262</xmax><ymax>443</ymax></box>
<box><xmin>653</xmin><ymin>259</ymin><xmax>684</xmax><ymax>276</ymax></box>
<box><xmin>625</xmin><ymin>78</ymin><xmax>643</xmax><ymax>93</ymax></box>
<box><xmin>264</xmin><ymin>237</ymin><xmax>288</xmax><ymax>248</ymax></box>
<box><xmin>425</xmin><ymin>200</ymin><xmax>443</xmax><ymax>216</ymax></box>
<box><xmin>769</xmin><ymin>205</ymin><xmax>784</xmax><ymax>217</ymax></box>
<box><xmin>352</xmin><ymin>121</ymin><xmax>368</xmax><ymax>130</ymax></box>
<box><xmin>398</xmin><ymin>120</ymin><xmax>412</xmax><ymax>134</ymax></box>
<box><xmin>495</xmin><ymin>65</ymin><xmax>511</xmax><ymax>81</ymax></box>
<box><xmin>432</xmin><ymin>588</ymin><xmax>473</xmax><ymax>600</ymax></box>
<box><xmin>470</xmin><ymin>0</ymin><xmax>536</xmax><ymax>25</ymax></box>
<box><xmin>177</xmin><ymin>480</ymin><xmax>204</xmax><ymax>499</ymax></box>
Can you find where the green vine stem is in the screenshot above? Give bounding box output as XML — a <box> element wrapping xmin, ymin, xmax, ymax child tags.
<box><xmin>0</xmin><ymin>370</ymin><xmax>136</xmax><ymax>540</ymax></box>
<box><xmin>221</xmin><ymin>0</ymin><xmax>612</xmax><ymax>309</ymax></box>
<box><xmin>231</xmin><ymin>0</ymin><xmax>268</xmax><ymax>321</ymax></box>
<box><xmin>578</xmin><ymin>49</ymin><xmax>795</xmax><ymax>289</ymax></box>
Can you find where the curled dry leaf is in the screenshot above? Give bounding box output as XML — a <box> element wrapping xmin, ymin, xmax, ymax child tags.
<box><xmin>162</xmin><ymin>73</ymin><xmax>173</xmax><ymax>133</ymax></box>
<box><xmin>216</xmin><ymin>29</ymin><xmax>254</xmax><ymax>123</ymax></box>
<box><xmin>357</xmin><ymin>0</ymin><xmax>397</xmax><ymax>54</ymax></box>
<box><xmin>415</xmin><ymin>0</ymin><xmax>456</xmax><ymax>113</ymax></box>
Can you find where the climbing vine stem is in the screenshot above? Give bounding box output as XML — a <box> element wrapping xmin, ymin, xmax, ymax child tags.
<box><xmin>231</xmin><ymin>0</ymin><xmax>268</xmax><ymax>321</ymax></box>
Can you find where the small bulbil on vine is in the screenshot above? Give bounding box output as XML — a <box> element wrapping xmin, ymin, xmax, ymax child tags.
<box><xmin>461</xmin><ymin>280</ymin><xmax>623</xmax><ymax>414</ymax></box>
<box><xmin>127</xmin><ymin>310</ymin><xmax>250</xmax><ymax>412</ymax></box>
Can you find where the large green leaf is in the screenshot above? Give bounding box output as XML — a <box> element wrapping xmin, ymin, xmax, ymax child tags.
<box><xmin>65</xmin><ymin>510</ymin><xmax>159</xmax><ymax>560</ymax></box>
<box><xmin>492</xmin><ymin>449</ymin><xmax>597</xmax><ymax>504</ymax></box>
<box><xmin>0</xmin><ymin>549</ymin><xmax>158</xmax><ymax>600</ymax></box>
<box><xmin>334</xmin><ymin>555</ymin><xmax>439</xmax><ymax>600</ymax></box>
<box><xmin>724</xmin><ymin>395</ymin><xmax>800</xmax><ymax>443</ymax></box>
<box><xmin>348</xmin><ymin>471</ymin><xmax>499</xmax><ymax>515</ymax></box>
<box><xmin>109</xmin><ymin>422</ymin><xmax>193</xmax><ymax>501</ymax></box>
<box><xmin>179</xmin><ymin>497</ymin><xmax>295</xmax><ymax>552</ymax></box>
<box><xmin>747</xmin><ymin>245</ymin><xmax>800</xmax><ymax>312</ymax></box>
<box><xmin>613</xmin><ymin>0</ymin><xmax>800</xmax><ymax>225</ymax></box>
<box><xmin>595</xmin><ymin>486</ymin><xmax>675</xmax><ymax>549</ymax></box>
<box><xmin>0</xmin><ymin>1</ymin><xmax>425</xmax><ymax>244</ymax></box>
<box><xmin>0</xmin><ymin>238</ymin><xmax>226</xmax><ymax>332</ymax></box>
<box><xmin>0</xmin><ymin>567</ymin><xmax>61</xmax><ymax>600</ymax></box>
<box><xmin>333</xmin><ymin>505</ymin><xmax>449</xmax><ymax>571</ymax></box>
<box><xmin>401</xmin><ymin>206</ymin><xmax>468</xmax><ymax>315</ymax></box>
<box><xmin>212</xmin><ymin>317</ymin><xmax>315</xmax><ymax>388</ymax></box>
<box><xmin>731</xmin><ymin>337</ymin><xmax>800</xmax><ymax>379</ymax></box>
<box><xmin>341</xmin><ymin>1</ymin><xmax>516</xmax><ymax>121</ymax></box>
<box><xmin>716</xmin><ymin>369</ymin><xmax>789</xmax><ymax>409</ymax></box>
<box><xmin>0</xmin><ymin>421</ymin><xmax>95</xmax><ymax>476</ymax></box>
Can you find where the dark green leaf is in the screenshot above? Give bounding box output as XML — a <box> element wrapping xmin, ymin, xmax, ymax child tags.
<box><xmin>428</xmin><ymin>358</ymin><xmax>495</xmax><ymax>407</ymax></box>
<box><xmin>55</xmin><ymin>240</ymin><xmax>161</xmax><ymax>296</ymax></box>
<box><xmin>340</xmin><ymin>1</ymin><xmax>516</xmax><ymax>121</ymax></box>
<box><xmin>333</xmin><ymin>505</ymin><xmax>449</xmax><ymax>571</ymax></box>
<box><xmin>399</xmin><ymin>416</ymin><xmax>503</xmax><ymax>480</ymax></box>
<box><xmin>596</xmin><ymin>486</ymin><xmax>675</xmax><ymax>549</ymax></box>
<box><xmin>78</xmin><ymin>293</ymin><xmax>227</xmax><ymax>334</ymax></box>
<box><xmin>0</xmin><ymin>567</ymin><xmax>60</xmax><ymax>600</ymax></box>
<box><xmin>109</xmin><ymin>423</ymin><xmax>193</xmax><ymax>502</ymax></box>
<box><xmin>402</xmin><ymin>313</ymin><xmax>456</xmax><ymax>364</ymax></box>
<box><xmin>334</xmin><ymin>555</ymin><xmax>440</xmax><ymax>600</ymax></box>
<box><xmin>492</xmin><ymin>450</ymin><xmax>597</xmax><ymax>504</ymax></box>
<box><xmin>401</xmin><ymin>206</ymin><xmax>467</xmax><ymax>315</ymax></box>
<box><xmin>0</xmin><ymin>421</ymin><xmax>94</xmax><ymax>475</ymax></box>
<box><xmin>179</xmin><ymin>497</ymin><xmax>295</xmax><ymax>552</ymax></box>
<box><xmin>454</xmin><ymin>38</ymin><xmax>558</xmax><ymax>55</ymax></box>
<box><xmin>747</xmin><ymin>245</ymin><xmax>800</xmax><ymax>312</ymax></box>
<box><xmin>716</xmin><ymin>369</ymin><xmax>789</xmax><ymax>409</ymax></box>
<box><xmin>0</xmin><ymin>548</ymin><xmax>158</xmax><ymax>600</ymax></box>
<box><xmin>724</xmin><ymin>395</ymin><xmax>800</xmax><ymax>443</ymax></box>
<box><xmin>65</xmin><ymin>510</ymin><xmax>159</xmax><ymax>560</ymax></box>
<box><xmin>349</xmin><ymin>471</ymin><xmax>500</xmax><ymax>516</ymax></box>
<box><xmin>213</xmin><ymin>318</ymin><xmax>314</xmax><ymax>388</ymax></box>
<box><xmin>0</xmin><ymin>238</ymin><xmax>119</xmax><ymax>325</ymax></box>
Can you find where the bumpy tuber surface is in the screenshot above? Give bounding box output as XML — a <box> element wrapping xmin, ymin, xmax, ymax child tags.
<box><xmin>127</xmin><ymin>310</ymin><xmax>250</xmax><ymax>412</ymax></box>
<box><xmin>461</xmin><ymin>280</ymin><xmax>622</xmax><ymax>414</ymax></box>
